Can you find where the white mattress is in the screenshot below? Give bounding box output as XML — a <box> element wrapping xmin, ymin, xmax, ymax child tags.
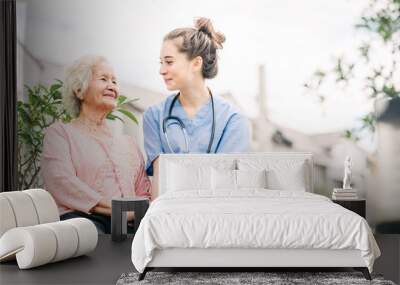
<box><xmin>131</xmin><ymin>190</ymin><xmax>380</xmax><ymax>273</ymax></box>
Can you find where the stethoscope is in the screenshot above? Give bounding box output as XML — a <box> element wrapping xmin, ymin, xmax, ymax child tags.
<box><xmin>162</xmin><ymin>90</ymin><xmax>215</xmax><ymax>154</ymax></box>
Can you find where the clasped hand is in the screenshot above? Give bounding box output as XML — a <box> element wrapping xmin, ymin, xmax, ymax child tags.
<box><xmin>91</xmin><ymin>198</ymin><xmax>134</xmax><ymax>221</ymax></box>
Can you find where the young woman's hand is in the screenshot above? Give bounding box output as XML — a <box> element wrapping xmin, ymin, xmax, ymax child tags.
<box><xmin>152</xmin><ymin>158</ymin><xmax>160</xmax><ymax>199</ymax></box>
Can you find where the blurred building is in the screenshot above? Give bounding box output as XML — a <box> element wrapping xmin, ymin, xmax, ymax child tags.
<box><xmin>249</xmin><ymin>65</ymin><xmax>371</xmax><ymax>198</ymax></box>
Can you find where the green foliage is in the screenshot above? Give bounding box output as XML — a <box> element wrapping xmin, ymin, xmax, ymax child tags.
<box><xmin>343</xmin><ymin>112</ymin><xmax>377</xmax><ymax>141</ymax></box>
<box><xmin>304</xmin><ymin>0</ymin><xmax>400</xmax><ymax>140</ymax></box>
<box><xmin>18</xmin><ymin>81</ymin><xmax>139</xmax><ymax>189</ymax></box>
<box><xmin>106</xmin><ymin>96</ymin><xmax>139</xmax><ymax>124</ymax></box>
<box><xmin>17</xmin><ymin>80</ymin><xmax>71</xmax><ymax>189</ymax></box>
<box><xmin>356</xmin><ymin>0</ymin><xmax>400</xmax><ymax>42</ymax></box>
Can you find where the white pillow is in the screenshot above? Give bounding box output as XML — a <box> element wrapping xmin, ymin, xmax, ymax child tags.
<box><xmin>167</xmin><ymin>163</ymin><xmax>211</xmax><ymax>191</ymax></box>
<box><xmin>211</xmin><ymin>168</ymin><xmax>237</xmax><ymax>191</ymax></box>
<box><xmin>265</xmin><ymin>166</ymin><xmax>306</xmax><ymax>191</ymax></box>
<box><xmin>236</xmin><ymin>169</ymin><xmax>267</xmax><ymax>189</ymax></box>
<box><xmin>238</xmin><ymin>159</ymin><xmax>307</xmax><ymax>191</ymax></box>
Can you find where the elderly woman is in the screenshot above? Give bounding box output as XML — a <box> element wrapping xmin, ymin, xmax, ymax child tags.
<box><xmin>41</xmin><ymin>55</ymin><xmax>151</xmax><ymax>234</ymax></box>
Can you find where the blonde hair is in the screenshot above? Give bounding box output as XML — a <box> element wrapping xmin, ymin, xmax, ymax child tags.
<box><xmin>164</xmin><ymin>17</ymin><xmax>225</xmax><ymax>79</ymax></box>
<box><xmin>62</xmin><ymin>55</ymin><xmax>108</xmax><ymax>117</ymax></box>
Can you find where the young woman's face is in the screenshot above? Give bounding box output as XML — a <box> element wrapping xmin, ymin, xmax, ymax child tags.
<box><xmin>82</xmin><ymin>62</ymin><xmax>119</xmax><ymax>112</ymax></box>
<box><xmin>159</xmin><ymin>39</ymin><xmax>200</xmax><ymax>91</ymax></box>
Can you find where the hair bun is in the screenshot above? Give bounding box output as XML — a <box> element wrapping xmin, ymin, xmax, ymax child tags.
<box><xmin>194</xmin><ymin>17</ymin><xmax>226</xmax><ymax>49</ymax></box>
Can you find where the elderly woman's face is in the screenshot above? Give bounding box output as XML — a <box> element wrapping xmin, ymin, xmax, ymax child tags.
<box><xmin>82</xmin><ymin>62</ymin><xmax>119</xmax><ymax>112</ymax></box>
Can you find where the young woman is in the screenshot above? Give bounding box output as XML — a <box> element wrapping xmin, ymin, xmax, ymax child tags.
<box><xmin>143</xmin><ymin>18</ymin><xmax>250</xmax><ymax>197</ymax></box>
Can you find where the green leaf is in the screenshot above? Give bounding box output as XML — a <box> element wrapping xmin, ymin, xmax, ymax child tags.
<box><xmin>117</xmin><ymin>96</ymin><xmax>139</xmax><ymax>107</ymax></box>
<box><xmin>106</xmin><ymin>113</ymin><xmax>124</xmax><ymax>122</ymax></box>
<box><xmin>20</xmin><ymin>133</ymin><xmax>33</xmax><ymax>145</ymax></box>
<box><xmin>382</xmin><ymin>85</ymin><xmax>399</xmax><ymax>98</ymax></box>
<box><xmin>343</xmin><ymin>129</ymin><xmax>360</xmax><ymax>142</ymax></box>
<box><xmin>115</xmin><ymin>108</ymin><xmax>138</xmax><ymax>125</ymax></box>
<box><xmin>28</xmin><ymin>93</ymin><xmax>39</xmax><ymax>106</ymax></box>
<box><xmin>52</xmin><ymin>90</ymin><xmax>62</xmax><ymax>100</ymax></box>
<box><xmin>344</xmin><ymin>130</ymin><xmax>352</xmax><ymax>139</ymax></box>
<box><xmin>50</xmin><ymin>83</ymin><xmax>62</xmax><ymax>94</ymax></box>
<box><xmin>117</xmin><ymin>95</ymin><xmax>128</xmax><ymax>105</ymax></box>
<box><xmin>18</xmin><ymin>108</ymin><xmax>31</xmax><ymax>124</ymax></box>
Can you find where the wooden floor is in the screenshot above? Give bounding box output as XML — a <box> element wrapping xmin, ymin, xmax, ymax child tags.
<box><xmin>0</xmin><ymin>234</ymin><xmax>398</xmax><ymax>285</ymax></box>
<box><xmin>373</xmin><ymin>234</ymin><xmax>400</xmax><ymax>284</ymax></box>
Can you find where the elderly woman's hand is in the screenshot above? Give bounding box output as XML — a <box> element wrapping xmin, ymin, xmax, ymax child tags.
<box><xmin>91</xmin><ymin>198</ymin><xmax>134</xmax><ymax>221</ymax></box>
<box><xmin>91</xmin><ymin>198</ymin><xmax>111</xmax><ymax>216</ymax></box>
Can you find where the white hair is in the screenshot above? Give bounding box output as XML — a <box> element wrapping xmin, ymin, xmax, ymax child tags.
<box><xmin>62</xmin><ymin>55</ymin><xmax>108</xmax><ymax>117</ymax></box>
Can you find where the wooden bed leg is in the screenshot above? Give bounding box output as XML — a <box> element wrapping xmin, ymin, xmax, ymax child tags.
<box><xmin>362</xmin><ymin>268</ymin><xmax>372</xmax><ymax>281</ymax></box>
<box><xmin>354</xmin><ymin>267</ymin><xmax>371</xmax><ymax>280</ymax></box>
<box><xmin>138</xmin><ymin>268</ymin><xmax>148</xmax><ymax>281</ymax></box>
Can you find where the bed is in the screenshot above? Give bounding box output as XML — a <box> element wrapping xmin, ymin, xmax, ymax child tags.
<box><xmin>131</xmin><ymin>153</ymin><xmax>380</xmax><ymax>280</ymax></box>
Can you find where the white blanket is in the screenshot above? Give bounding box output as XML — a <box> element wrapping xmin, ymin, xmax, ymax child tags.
<box><xmin>131</xmin><ymin>190</ymin><xmax>380</xmax><ymax>273</ymax></box>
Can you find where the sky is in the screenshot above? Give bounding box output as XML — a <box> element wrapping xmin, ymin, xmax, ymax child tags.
<box><xmin>20</xmin><ymin>0</ymin><xmax>374</xmax><ymax>135</ymax></box>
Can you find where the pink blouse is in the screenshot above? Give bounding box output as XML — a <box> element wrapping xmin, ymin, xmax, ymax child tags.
<box><xmin>41</xmin><ymin>121</ymin><xmax>151</xmax><ymax>215</ymax></box>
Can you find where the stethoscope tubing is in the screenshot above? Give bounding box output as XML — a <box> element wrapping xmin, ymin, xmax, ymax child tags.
<box><xmin>162</xmin><ymin>90</ymin><xmax>215</xmax><ymax>153</ymax></box>
<box><xmin>162</xmin><ymin>115</ymin><xmax>190</xmax><ymax>153</ymax></box>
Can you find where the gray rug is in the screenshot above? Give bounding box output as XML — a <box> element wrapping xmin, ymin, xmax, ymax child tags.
<box><xmin>116</xmin><ymin>272</ymin><xmax>396</xmax><ymax>285</ymax></box>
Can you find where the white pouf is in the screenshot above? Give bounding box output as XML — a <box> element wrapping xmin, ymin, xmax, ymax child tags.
<box><xmin>0</xmin><ymin>189</ymin><xmax>98</xmax><ymax>269</ymax></box>
<box><xmin>0</xmin><ymin>218</ymin><xmax>98</xmax><ymax>269</ymax></box>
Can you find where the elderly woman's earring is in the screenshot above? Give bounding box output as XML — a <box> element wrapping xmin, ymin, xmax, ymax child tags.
<box><xmin>75</xmin><ymin>91</ymin><xmax>83</xmax><ymax>100</ymax></box>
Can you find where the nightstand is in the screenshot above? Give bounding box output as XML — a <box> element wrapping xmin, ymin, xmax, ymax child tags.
<box><xmin>111</xmin><ymin>197</ymin><xmax>149</xmax><ymax>241</ymax></box>
<box><xmin>332</xmin><ymin>199</ymin><xmax>366</xmax><ymax>218</ymax></box>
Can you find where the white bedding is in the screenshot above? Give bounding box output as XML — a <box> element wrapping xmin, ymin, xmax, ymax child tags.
<box><xmin>131</xmin><ymin>190</ymin><xmax>380</xmax><ymax>273</ymax></box>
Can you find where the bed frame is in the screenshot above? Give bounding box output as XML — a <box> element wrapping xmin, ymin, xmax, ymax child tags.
<box><xmin>140</xmin><ymin>248</ymin><xmax>370</xmax><ymax>280</ymax></box>
<box><xmin>139</xmin><ymin>153</ymin><xmax>371</xmax><ymax>280</ymax></box>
